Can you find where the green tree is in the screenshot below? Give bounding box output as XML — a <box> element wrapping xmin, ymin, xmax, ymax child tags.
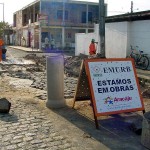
<box><xmin>0</xmin><ymin>21</ymin><xmax>12</xmax><ymax>38</ymax></box>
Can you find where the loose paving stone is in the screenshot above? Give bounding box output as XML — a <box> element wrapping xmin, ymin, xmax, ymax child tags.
<box><xmin>23</xmin><ymin>137</ymin><xmax>34</xmax><ymax>142</ymax></box>
<box><xmin>6</xmin><ymin>144</ymin><xmax>17</xmax><ymax>150</ymax></box>
<box><xmin>13</xmin><ymin>135</ymin><xmax>23</xmax><ymax>140</ymax></box>
<box><xmin>17</xmin><ymin>142</ymin><xmax>26</xmax><ymax>147</ymax></box>
<box><xmin>11</xmin><ymin>139</ymin><xmax>23</xmax><ymax>144</ymax></box>
<box><xmin>0</xmin><ymin>98</ymin><xmax>11</xmax><ymax>113</ymax></box>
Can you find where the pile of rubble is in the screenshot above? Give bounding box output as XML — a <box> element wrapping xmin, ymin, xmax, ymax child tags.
<box><xmin>142</xmin><ymin>88</ymin><xmax>150</xmax><ymax>98</ymax></box>
<box><xmin>24</xmin><ymin>54</ymin><xmax>46</xmax><ymax>67</ymax></box>
<box><xmin>24</xmin><ymin>53</ymin><xmax>88</xmax><ymax>77</ymax></box>
<box><xmin>1</xmin><ymin>53</ymin><xmax>150</xmax><ymax>100</ymax></box>
<box><xmin>0</xmin><ymin>53</ymin><xmax>83</xmax><ymax>100</ymax></box>
<box><xmin>64</xmin><ymin>54</ymin><xmax>88</xmax><ymax>77</ymax></box>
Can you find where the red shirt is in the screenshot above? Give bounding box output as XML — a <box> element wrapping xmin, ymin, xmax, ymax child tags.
<box><xmin>89</xmin><ymin>43</ymin><xmax>96</xmax><ymax>55</ymax></box>
<box><xmin>0</xmin><ymin>39</ymin><xmax>4</xmax><ymax>46</ymax></box>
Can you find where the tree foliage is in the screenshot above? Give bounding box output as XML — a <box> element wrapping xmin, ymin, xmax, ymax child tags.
<box><xmin>0</xmin><ymin>21</ymin><xmax>12</xmax><ymax>38</ymax></box>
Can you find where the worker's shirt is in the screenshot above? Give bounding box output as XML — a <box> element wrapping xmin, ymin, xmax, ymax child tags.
<box><xmin>45</xmin><ymin>38</ymin><xmax>49</xmax><ymax>44</ymax></box>
<box><xmin>51</xmin><ymin>39</ymin><xmax>55</xmax><ymax>46</ymax></box>
<box><xmin>0</xmin><ymin>39</ymin><xmax>4</xmax><ymax>46</ymax></box>
<box><xmin>89</xmin><ymin>43</ymin><xmax>96</xmax><ymax>55</ymax></box>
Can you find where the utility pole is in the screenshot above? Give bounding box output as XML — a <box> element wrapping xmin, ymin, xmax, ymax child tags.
<box><xmin>0</xmin><ymin>3</ymin><xmax>4</xmax><ymax>22</ymax></box>
<box><xmin>131</xmin><ymin>1</ymin><xmax>133</xmax><ymax>13</ymax></box>
<box><xmin>99</xmin><ymin>0</ymin><xmax>105</xmax><ymax>58</ymax></box>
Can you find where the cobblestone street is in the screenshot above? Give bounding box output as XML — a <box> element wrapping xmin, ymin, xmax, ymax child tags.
<box><xmin>0</xmin><ymin>48</ymin><xmax>150</xmax><ymax>150</ymax></box>
<box><xmin>0</xmin><ymin>74</ymin><xmax>149</xmax><ymax>150</ymax></box>
<box><xmin>0</xmin><ymin>74</ymin><xmax>107</xmax><ymax>150</ymax></box>
<box><xmin>0</xmin><ymin>98</ymin><xmax>72</xmax><ymax>150</ymax></box>
<box><xmin>1</xmin><ymin>0</ymin><xmax>150</xmax><ymax>148</ymax></box>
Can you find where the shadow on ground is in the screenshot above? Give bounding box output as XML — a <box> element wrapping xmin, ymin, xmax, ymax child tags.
<box><xmin>52</xmin><ymin>103</ymin><xmax>148</xmax><ymax>150</ymax></box>
<box><xmin>0</xmin><ymin>113</ymin><xmax>18</xmax><ymax>123</ymax></box>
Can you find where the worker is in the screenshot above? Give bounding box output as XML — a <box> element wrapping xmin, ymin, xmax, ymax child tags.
<box><xmin>0</xmin><ymin>39</ymin><xmax>4</xmax><ymax>46</ymax></box>
<box><xmin>89</xmin><ymin>39</ymin><xmax>98</xmax><ymax>57</ymax></box>
<box><xmin>50</xmin><ymin>38</ymin><xmax>55</xmax><ymax>50</ymax></box>
<box><xmin>44</xmin><ymin>37</ymin><xmax>49</xmax><ymax>49</ymax></box>
<box><xmin>0</xmin><ymin>39</ymin><xmax>4</xmax><ymax>61</ymax></box>
<box><xmin>1</xmin><ymin>40</ymin><xmax>7</xmax><ymax>61</ymax></box>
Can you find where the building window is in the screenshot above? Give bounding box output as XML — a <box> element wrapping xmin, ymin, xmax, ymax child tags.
<box><xmin>66</xmin><ymin>33</ymin><xmax>72</xmax><ymax>39</ymax></box>
<box><xmin>88</xmin><ymin>29</ymin><xmax>94</xmax><ymax>33</ymax></box>
<box><xmin>57</xmin><ymin>10</ymin><xmax>68</xmax><ymax>20</ymax></box>
<box><xmin>88</xmin><ymin>12</ymin><xmax>93</xmax><ymax>22</ymax></box>
<box><xmin>57</xmin><ymin>10</ymin><xmax>62</xmax><ymax>19</ymax></box>
<box><xmin>56</xmin><ymin>33</ymin><xmax>62</xmax><ymax>39</ymax></box>
<box><xmin>23</xmin><ymin>14</ymin><xmax>27</xmax><ymax>25</ymax></box>
<box><xmin>35</xmin><ymin>13</ymin><xmax>38</xmax><ymax>22</ymax></box>
<box><xmin>81</xmin><ymin>12</ymin><xmax>93</xmax><ymax>23</ymax></box>
<box><xmin>65</xmin><ymin>11</ymin><xmax>68</xmax><ymax>20</ymax></box>
<box><xmin>81</xmin><ymin>12</ymin><xmax>86</xmax><ymax>23</ymax></box>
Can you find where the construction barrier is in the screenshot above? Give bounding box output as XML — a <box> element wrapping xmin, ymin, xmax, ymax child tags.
<box><xmin>46</xmin><ymin>54</ymin><xmax>66</xmax><ymax>108</ymax></box>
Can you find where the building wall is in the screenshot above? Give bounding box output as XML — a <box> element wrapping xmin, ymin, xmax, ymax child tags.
<box><xmin>13</xmin><ymin>0</ymin><xmax>100</xmax><ymax>49</ymax></box>
<box><xmin>34</xmin><ymin>28</ymin><xmax>39</xmax><ymax>49</ymax></box>
<box><xmin>75</xmin><ymin>33</ymin><xmax>96</xmax><ymax>55</ymax></box>
<box><xmin>129</xmin><ymin>20</ymin><xmax>150</xmax><ymax>55</ymax></box>
<box><xmin>39</xmin><ymin>0</ymin><xmax>99</xmax><ymax>49</ymax></box>
<box><xmin>75</xmin><ymin>23</ymin><xmax>127</xmax><ymax>58</ymax></box>
<box><xmin>75</xmin><ymin>20</ymin><xmax>150</xmax><ymax>57</ymax></box>
<box><xmin>15</xmin><ymin>10</ymin><xmax>23</xmax><ymax>29</ymax></box>
<box><xmin>106</xmin><ymin>22</ymin><xmax>128</xmax><ymax>58</ymax></box>
<box><xmin>40</xmin><ymin>1</ymin><xmax>98</xmax><ymax>27</ymax></box>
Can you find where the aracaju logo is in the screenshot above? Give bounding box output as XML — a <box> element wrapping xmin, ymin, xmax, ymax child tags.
<box><xmin>104</xmin><ymin>96</ymin><xmax>132</xmax><ymax>105</ymax></box>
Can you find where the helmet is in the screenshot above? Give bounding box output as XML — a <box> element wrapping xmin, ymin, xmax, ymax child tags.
<box><xmin>91</xmin><ymin>39</ymin><xmax>95</xmax><ymax>42</ymax></box>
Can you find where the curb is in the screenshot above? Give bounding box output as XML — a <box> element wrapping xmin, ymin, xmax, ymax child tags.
<box><xmin>7</xmin><ymin>46</ymin><xmax>43</xmax><ymax>53</ymax></box>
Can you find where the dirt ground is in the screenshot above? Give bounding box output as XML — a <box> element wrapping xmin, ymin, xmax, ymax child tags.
<box><xmin>2</xmin><ymin>52</ymin><xmax>150</xmax><ymax>119</ymax></box>
<box><xmin>0</xmin><ymin>50</ymin><xmax>150</xmax><ymax>149</ymax></box>
<box><xmin>1</xmin><ymin>51</ymin><xmax>150</xmax><ymax>121</ymax></box>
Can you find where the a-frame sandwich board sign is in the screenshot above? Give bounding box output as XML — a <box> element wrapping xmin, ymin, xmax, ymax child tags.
<box><xmin>73</xmin><ymin>58</ymin><xmax>145</xmax><ymax>129</ymax></box>
<box><xmin>73</xmin><ymin>59</ymin><xmax>99</xmax><ymax>129</ymax></box>
<box><xmin>73</xmin><ymin>60</ymin><xmax>91</xmax><ymax>103</ymax></box>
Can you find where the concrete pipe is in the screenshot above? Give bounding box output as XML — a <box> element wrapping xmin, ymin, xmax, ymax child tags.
<box><xmin>46</xmin><ymin>54</ymin><xmax>66</xmax><ymax>108</ymax></box>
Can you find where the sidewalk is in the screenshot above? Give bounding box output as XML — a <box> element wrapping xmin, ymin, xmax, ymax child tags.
<box><xmin>8</xmin><ymin>46</ymin><xmax>42</xmax><ymax>53</ymax></box>
<box><xmin>8</xmin><ymin>45</ymin><xmax>75</xmax><ymax>55</ymax></box>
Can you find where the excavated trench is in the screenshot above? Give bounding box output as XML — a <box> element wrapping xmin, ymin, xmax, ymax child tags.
<box><xmin>0</xmin><ymin>53</ymin><xmax>150</xmax><ymax>100</ymax></box>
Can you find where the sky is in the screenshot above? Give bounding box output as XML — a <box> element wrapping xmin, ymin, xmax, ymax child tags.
<box><xmin>0</xmin><ymin>0</ymin><xmax>150</xmax><ymax>24</ymax></box>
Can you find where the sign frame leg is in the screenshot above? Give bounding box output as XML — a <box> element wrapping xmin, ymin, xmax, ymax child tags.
<box><xmin>142</xmin><ymin>110</ymin><xmax>146</xmax><ymax>114</ymax></box>
<box><xmin>72</xmin><ymin>99</ymin><xmax>76</xmax><ymax>109</ymax></box>
<box><xmin>90</xmin><ymin>99</ymin><xmax>99</xmax><ymax>129</ymax></box>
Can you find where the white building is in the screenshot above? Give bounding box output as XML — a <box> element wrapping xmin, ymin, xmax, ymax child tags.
<box><xmin>76</xmin><ymin>10</ymin><xmax>150</xmax><ymax>57</ymax></box>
